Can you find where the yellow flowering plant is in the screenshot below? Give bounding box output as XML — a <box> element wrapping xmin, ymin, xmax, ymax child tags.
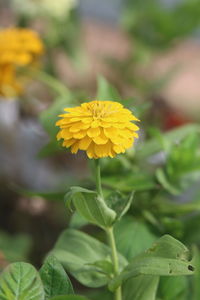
<box><xmin>52</xmin><ymin>100</ymin><xmax>194</xmax><ymax>300</ymax></box>
<box><xmin>0</xmin><ymin>27</ymin><xmax>44</xmax><ymax>99</ymax></box>
<box><xmin>0</xmin><ymin>95</ymin><xmax>196</xmax><ymax>300</ymax></box>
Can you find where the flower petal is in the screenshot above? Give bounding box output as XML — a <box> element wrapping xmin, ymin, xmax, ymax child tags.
<box><xmin>93</xmin><ymin>130</ymin><xmax>108</xmax><ymax>145</ymax></box>
<box><xmin>62</xmin><ymin>138</ymin><xmax>76</xmax><ymax>147</ymax></box>
<box><xmin>86</xmin><ymin>142</ymin><xmax>96</xmax><ymax>158</ymax></box>
<box><xmin>87</xmin><ymin>127</ymin><xmax>100</xmax><ymax>138</ymax></box>
<box><xmin>73</xmin><ymin>130</ymin><xmax>87</xmax><ymax>139</ymax></box>
<box><xmin>71</xmin><ymin>142</ymin><xmax>79</xmax><ymax>154</ymax></box>
<box><xmin>79</xmin><ymin>136</ymin><xmax>92</xmax><ymax>150</ymax></box>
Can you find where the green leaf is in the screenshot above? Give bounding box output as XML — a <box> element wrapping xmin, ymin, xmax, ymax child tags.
<box><xmin>158</xmin><ymin>276</ymin><xmax>188</xmax><ymax>300</ymax></box>
<box><xmin>0</xmin><ymin>262</ymin><xmax>45</xmax><ymax>300</ymax></box>
<box><xmin>86</xmin><ymin>260</ymin><xmax>113</xmax><ymax>276</ymax></box>
<box><xmin>69</xmin><ymin>212</ymin><xmax>89</xmax><ymax>229</ymax></box>
<box><xmin>65</xmin><ymin>187</ymin><xmax>116</xmax><ymax>229</ymax></box>
<box><xmin>50</xmin><ymin>296</ymin><xmax>89</xmax><ymax>300</ymax></box>
<box><xmin>108</xmin><ymin>235</ymin><xmax>194</xmax><ymax>291</ymax></box>
<box><xmin>191</xmin><ymin>246</ymin><xmax>200</xmax><ymax>300</ymax></box>
<box><xmin>123</xmin><ymin>275</ymin><xmax>159</xmax><ymax>300</ymax></box>
<box><xmin>102</xmin><ymin>173</ymin><xmax>156</xmax><ymax>192</ymax></box>
<box><xmin>114</xmin><ymin>216</ymin><xmax>156</xmax><ymax>260</ymax></box>
<box><xmin>96</xmin><ymin>76</ymin><xmax>121</xmax><ymax>101</ymax></box>
<box><xmin>106</xmin><ymin>191</ymin><xmax>134</xmax><ymax>220</ymax></box>
<box><xmin>146</xmin><ymin>234</ymin><xmax>189</xmax><ymax>260</ymax></box>
<box><xmin>110</xmin><ymin>257</ymin><xmax>193</xmax><ymax>292</ymax></box>
<box><xmin>51</xmin><ymin>229</ymin><xmax>127</xmax><ymax>288</ymax></box>
<box><xmin>86</xmin><ymin>289</ymin><xmax>112</xmax><ymax>300</ymax></box>
<box><xmin>156</xmin><ymin>168</ymin><xmax>181</xmax><ymax>195</ymax></box>
<box><xmin>138</xmin><ymin>124</ymin><xmax>200</xmax><ymax>159</ymax></box>
<box><xmin>40</xmin><ymin>255</ymin><xmax>74</xmax><ymax>299</ymax></box>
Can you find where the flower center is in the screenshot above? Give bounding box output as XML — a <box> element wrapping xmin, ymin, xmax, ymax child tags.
<box><xmin>89</xmin><ymin>101</ymin><xmax>118</xmax><ymax>119</ymax></box>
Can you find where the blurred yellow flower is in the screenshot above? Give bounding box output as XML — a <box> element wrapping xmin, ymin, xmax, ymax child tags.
<box><xmin>0</xmin><ymin>28</ymin><xmax>44</xmax><ymax>66</ymax></box>
<box><xmin>56</xmin><ymin>100</ymin><xmax>140</xmax><ymax>159</ymax></box>
<box><xmin>0</xmin><ymin>65</ymin><xmax>22</xmax><ymax>98</ymax></box>
<box><xmin>0</xmin><ymin>28</ymin><xmax>44</xmax><ymax>98</ymax></box>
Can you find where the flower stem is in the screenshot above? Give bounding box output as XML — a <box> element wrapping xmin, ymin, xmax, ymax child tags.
<box><xmin>94</xmin><ymin>159</ymin><xmax>122</xmax><ymax>300</ymax></box>
<box><xmin>28</xmin><ymin>68</ymin><xmax>70</xmax><ymax>98</ymax></box>
<box><xmin>106</xmin><ymin>227</ymin><xmax>122</xmax><ymax>300</ymax></box>
<box><xmin>95</xmin><ymin>159</ymin><xmax>104</xmax><ymax>198</ymax></box>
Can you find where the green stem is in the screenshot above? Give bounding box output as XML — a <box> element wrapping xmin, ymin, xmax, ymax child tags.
<box><xmin>95</xmin><ymin>159</ymin><xmax>104</xmax><ymax>198</ymax></box>
<box><xmin>94</xmin><ymin>159</ymin><xmax>122</xmax><ymax>300</ymax></box>
<box><xmin>106</xmin><ymin>227</ymin><xmax>122</xmax><ymax>300</ymax></box>
<box><xmin>28</xmin><ymin>68</ymin><xmax>70</xmax><ymax>98</ymax></box>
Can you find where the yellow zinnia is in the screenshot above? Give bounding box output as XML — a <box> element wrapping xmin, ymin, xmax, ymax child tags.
<box><xmin>0</xmin><ymin>28</ymin><xmax>44</xmax><ymax>98</ymax></box>
<box><xmin>56</xmin><ymin>100</ymin><xmax>140</xmax><ymax>159</ymax></box>
<box><xmin>0</xmin><ymin>28</ymin><xmax>44</xmax><ymax>66</ymax></box>
<box><xmin>0</xmin><ymin>65</ymin><xmax>22</xmax><ymax>97</ymax></box>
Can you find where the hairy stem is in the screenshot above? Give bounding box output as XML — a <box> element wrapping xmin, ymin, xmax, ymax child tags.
<box><xmin>94</xmin><ymin>159</ymin><xmax>122</xmax><ymax>300</ymax></box>
<box><xmin>106</xmin><ymin>227</ymin><xmax>122</xmax><ymax>300</ymax></box>
<box><xmin>95</xmin><ymin>159</ymin><xmax>104</xmax><ymax>198</ymax></box>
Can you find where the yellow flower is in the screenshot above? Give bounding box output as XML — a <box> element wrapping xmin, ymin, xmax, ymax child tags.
<box><xmin>0</xmin><ymin>65</ymin><xmax>22</xmax><ymax>98</ymax></box>
<box><xmin>0</xmin><ymin>28</ymin><xmax>44</xmax><ymax>98</ymax></box>
<box><xmin>0</xmin><ymin>28</ymin><xmax>44</xmax><ymax>66</ymax></box>
<box><xmin>56</xmin><ymin>100</ymin><xmax>140</xmax><ymax>159</ymax></box>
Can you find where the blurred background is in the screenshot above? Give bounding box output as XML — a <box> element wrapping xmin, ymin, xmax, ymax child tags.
<box><xmin>0</xmin><ymin>0</ymin><xmax>200</xmax><ymax>292</ymax></box>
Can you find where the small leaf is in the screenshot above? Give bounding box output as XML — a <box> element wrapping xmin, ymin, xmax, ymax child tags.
<box><xmin>106</xmin><ymin>191</ymin><xmax>134</xmax><ymax>220</ymax></box>
<box><xmin>65</xmin><ymin>186</ymin><xmax>116</xmax><ymax>229</ymax></box>
<box><xmin>0</xmin><ymin>262</ymin><xmax>45</xmax><ymax>300</ymax></box>
<box><xmin>96</xmin><ymin>76</ymin><xmax>121</xmax><ymax>101</ymax></box>
<box><xmin>156</xmin><ymin>168</ymin><xmax>181</xmax><ymax>195</ymax></box>
<box><xmin>86</xmin><ymin>260</ymin><xmax>113</xmax><ymax>276</ymax></box>
<box><xmin>40</xmin><ymin>255</ymin><xmax>74</xmax><ymax>299</ymax></box>
<box><xmin>51</xmin><ymin>229</ymin><xmax>127</xmax><ymax>288</ymax></box>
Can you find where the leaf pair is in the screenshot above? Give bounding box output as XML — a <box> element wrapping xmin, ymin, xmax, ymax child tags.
<box><xmin>0</xmin><ymin>256</ymin><xmax>84</xmax><ymax>300</ymax></box>
<box><xmin>65</xmin><ymin>186</ymin><xmax>133</xmax><ymax>229</ymax></box>
<box><xmin>52</xmin><ymin>229</ymin><xmax>127</xmax><ymax>288</ymax></box>
<box><xmin>108</xmin><ymin>235</ymin><xmax>194</xmax><ymax>292</ymax></box>
<box><xmin>51</xmin><ymin>229</ymin><xmax>127</xmax><ymax>288</ymax></box>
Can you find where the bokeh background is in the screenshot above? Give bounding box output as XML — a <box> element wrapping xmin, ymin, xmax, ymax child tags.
<box><xmin>0</xmin><ymin>0</ymin><xmax>200</xmax><ymax>288</ymax></box>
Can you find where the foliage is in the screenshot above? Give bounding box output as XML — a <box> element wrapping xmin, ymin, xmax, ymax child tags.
<box><xmin>0</xmin><ymin>257</ymin><xmax>86</xmax><ymax>300</ymax></box>
<box><xmin>0</xmin><ymin>262</ymin><xmax>45</xmax><ymax>300</ymax></box>
<box><xmin>51</xmin><ymin>228</ymin><xmax>127</xmax><ymax>287</ymax></box>
<box><xmin>124</xmin><ymin>0</ymin><xmax>200</xmax><ymax>49</ymax></box>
